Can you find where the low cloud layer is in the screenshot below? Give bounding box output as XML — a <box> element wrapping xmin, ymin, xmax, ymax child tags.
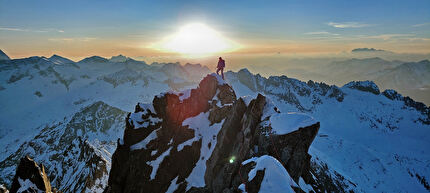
<box><xmin>328</xmin><ymin>22</ymin><xmax>371</xmax><ymax>28</ymax></box>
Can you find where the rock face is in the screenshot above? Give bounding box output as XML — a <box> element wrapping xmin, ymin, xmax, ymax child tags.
<box><xmin>105</xmin><ymin>74</ymin><xmax>321</xmax><ymax>193</ymax></box>
<box><xmin>9</xmin><ymin>156</ymin><xmax>52</xmax><ymax>193</ymax></box>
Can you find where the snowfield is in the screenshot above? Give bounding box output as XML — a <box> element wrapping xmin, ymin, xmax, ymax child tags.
<box><xmin>269</xmin><ymin>112</ymin><xmax>317</xmax><ymax>135</ymax></box>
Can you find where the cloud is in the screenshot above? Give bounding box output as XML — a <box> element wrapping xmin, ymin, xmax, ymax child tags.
<box><xmin>0</xmin><ymin>27</ymin><xmax>27</xmax><ymax>32</ymax></box>
<box><xmin>328</xmin><ymin>22</ymin><xmax>371</xmax><ymax>28</ymax></box>
<box><xmin>0</xmin><ymin>27</ymin><xmax>64</xmax><ymax>33</ymax></box>
<box><xmin>406</xmin><ymin>37</ymin><xmax>430</xmax><ymax>41</ymax></box>
<box><xmin>412</xmin><ymin>22</ymin><xmax>430</xmax><ymax>27</ymax></box>
<box><xmin>48</xmin><ymin>37</ymin><xmax>96</xmax><ymax>42</ymax></box>
<box><xmin>305</xmin><ymin>31</ymin><xmax>340</xmax><ymax>36</ymax></box>
<box><xmin>363</xmin><ymin>34</ymin><xmax>414</xmax><ymax>40</ymax></box>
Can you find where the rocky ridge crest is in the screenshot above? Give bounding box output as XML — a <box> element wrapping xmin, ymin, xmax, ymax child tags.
<box><xmin>105</xmin><ymin>74</ymin><xmax>322</xmax><ymax>193</ymax></box>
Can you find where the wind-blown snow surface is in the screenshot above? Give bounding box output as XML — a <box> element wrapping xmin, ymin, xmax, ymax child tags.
<box><xmin>225</xmin><ymin>69</ymin><xmax>430</xmax><ymax>192</ymax></box>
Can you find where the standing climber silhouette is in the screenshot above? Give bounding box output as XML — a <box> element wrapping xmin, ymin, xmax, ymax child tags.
<box><xmin>216</xmin><ymin>57</ymin><xmax>225</xmax><ymax>80</ymax></box>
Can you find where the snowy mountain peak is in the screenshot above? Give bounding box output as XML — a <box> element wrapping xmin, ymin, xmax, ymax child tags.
<box><xmin>343</xmin><ymin>80</ymin><xmax>380</xmax><ymax>95</ymax></box>
<box><xmin>110</xmin><ymin>54</ymin><xmax>129</xmax><ymax>63</ymax></box>
<box><xmin>48</xmin><ymin>54</ymin><xmax>75</xmax><ymax>65</ymax></box>
<box><xmin>105</xmin><ymin>74</ymin><xmax>322</xmax><ymax>193</ymax></box>
<box><xmin>0</xmin><ymin>49</ymin><xmax>10</xmax><ymax>60</ymax></box>
<box><xmin>78</xmin><ymin>56</ymin><xmax>109</xmax><ymax>63</ymax></box>
<box><xmin>352</xmin><ymin>48</ymin><xmax>386</xmax><ymax>52</ymax></box>
<box><xmin>418</xmin><ymin>59</ymin><xmax>430</xmax><ymax>65</ymax></box>
<box><xmin>9</xmin><ymin>156</ymin><xmax>53</xmax><ymax>193</ymax></box>
<box><xmin>238</xmin><ymin>68</ymin><xmax>252</xmax><ymax>74</ymax></box>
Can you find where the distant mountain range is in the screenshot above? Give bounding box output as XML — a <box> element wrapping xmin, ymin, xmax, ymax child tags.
<box><xmin>279</xmin><ymin>56</ymin><xmax>430</xmax><ymax>105</ymax></box>
<box><xmin>351</xmin><ymin>48</ymin><xmax>388</xmax><ymax>52</ymax></box>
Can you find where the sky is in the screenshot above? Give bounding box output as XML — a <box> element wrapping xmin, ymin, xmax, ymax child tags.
<box><xmin>0</xmin><ymin>0</ymin><xmax>430</xmax><ymax>60</ymax></box>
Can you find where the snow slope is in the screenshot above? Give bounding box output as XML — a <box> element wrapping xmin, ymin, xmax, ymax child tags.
<box><xmin>241</xmin><ymin>155</ymin><xmax>297</xmax><ymax>193</ymax></box>
<box><xmin>225</xmin><ymin>69</ymin><xmax>430</xmax><ymax>192</ymax></box>
<box><xmin>0</xmin><ymin>101</ymin><xmax>127</xmax><ymax>192</ymax></box>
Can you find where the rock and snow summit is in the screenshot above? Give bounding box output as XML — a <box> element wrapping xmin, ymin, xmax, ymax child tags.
<box><xmin>104</xmin><ymin>73</ymin><xmax>321</xmax><ymax>193</ymax></box>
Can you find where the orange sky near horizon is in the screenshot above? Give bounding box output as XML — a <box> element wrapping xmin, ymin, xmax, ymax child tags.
<box><xmin>2</xmin><ymin>37</ymin><xmax>430</xmax><ymax>62</ymax></box>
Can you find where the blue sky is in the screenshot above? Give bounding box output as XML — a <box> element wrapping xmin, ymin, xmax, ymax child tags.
<box><xmin>1</xmin><ymin>0</ymin><xmax>429</xmax><ymax>58</ymax></box>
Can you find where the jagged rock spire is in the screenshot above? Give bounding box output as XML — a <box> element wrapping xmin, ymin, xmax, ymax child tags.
<box><xmin>10</xmin><ymin>156</ymin><xmax>52</xmax><ymax>193</ymax></box>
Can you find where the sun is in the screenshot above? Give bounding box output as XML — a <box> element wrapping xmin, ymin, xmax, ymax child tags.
<box><xmin>153</xmin><ymin>23</ymin><xmax>239</xmax><ymax>56</ymax></box>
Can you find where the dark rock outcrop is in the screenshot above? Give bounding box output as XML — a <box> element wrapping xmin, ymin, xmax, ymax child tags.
<box><xmin>105</xmin><ymin>74</ymin><xmax>321</xmax><ymax>193</ymax></box>
<box><xmin>344</xmin><ymin>80</ymin><xmax>380</xmax><ymax>95</ymax></box>
<box><xmin>253</xmin><ymin>121</ymin><xmax>320</xmax><ymax>182</ymax></box>
<box><xmin>205</xmin><ymin>94</ymin><xmax>267</xmax><ymax>193</ymax></box>
<box><xmin>10</xmin><ymin>156</ymin><xmax>52</xmax><ymax>193</ymax></box>
<box><xmin>208</xmin><ymin>95</ymin><xmax>320</xmax><ymax>193</ymax></box>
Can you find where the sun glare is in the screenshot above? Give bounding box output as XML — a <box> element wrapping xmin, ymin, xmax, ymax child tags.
<box><xmin>153</xmin><ymin>23</ymin><xmax>239</xmax><ymax>56</ymax></box>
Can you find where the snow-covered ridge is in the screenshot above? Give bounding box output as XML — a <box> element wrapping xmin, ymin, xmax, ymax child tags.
<box><xmin>343</xmin><ymin>80</ymin><xmax>380</xmax><ymax>95</ymax></box>
<box><xmin>225</xmin><ymin>68</ymin><xmax>430</xmax><ymax>192</ymax></box>
<box><xmin>0</xmin><ymin>49</ymin><xmax>11</xmax><ymax>60</ymax></box>
<box><xmin>78</xmin><ymin>56</ymin><xmax>109</xmax><ymax>63</ymax></box>
<box><xmin>49</xmin><ymin>54</ymin><xmax>75</xmax><ymax>65</ymax></box>
<box><xmin>226</xmin><ymin>68</ymin><xmax>429</xmax><ymax>123</ymax></box>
